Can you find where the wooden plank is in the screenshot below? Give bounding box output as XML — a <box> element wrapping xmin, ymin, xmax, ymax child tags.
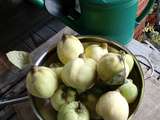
<box><xmin>0</xmin><ymin>54</ymin><xmax>13</xmax><ymax>76</ymax></box>
<box><xmin>36</xmin><ymin>26</ymin><xmax>56</xmax><ymax>41</ymax></box>
<box><xmin>0</xmin><ymin>106</ymin><xmax>16</xmax><ymax>120</ymax></box>
<box><xmin>23</xmin><ymin>37</ymin><xmax>37</xmax><ymax>51</ymax></box>
<box><xmin>0</xmin><ymin>3</ymin><xmax>53</xmax><ymax>51</ymax></box>
<box><xmin>0</xmin><ymin>54</ymin><xmax>20</xmax><ymax>89</ymax></box>
<box><xmin>0</xmin><ymin>78</ymin><xmax>27</xmax><ymax>120</ymax></box>
<box><xmin>30</xmin><ymin>33</ymin><xmax>44</xmax><ymax>47</ymax></box>
<box><xmin>47</xmin><ymin>19</ymin><xmax>65</xmax><ymax>32</ymax></box>
<box><xmin>0</xmin><ymin>64</ymin><xmax>29</xmax><ymax>91</ymax></box>
<box><xmin>8</xmin><ymin>40</ymin><xmax>33</xmax><ymax>52</ymax></box>
<box><xmin>14</xmin><ymin>101</ymin><xmax>38</xmax><ymax>120</ymax></box>
<box><xmin>8</xmin><ymin>114</ymin><xmax>18</xmax><ymax>120</ymax></box>
<box><xmin>3</xmin><ymin>79</ymin><xmax>26</xmax><ymax>98</ymax></box>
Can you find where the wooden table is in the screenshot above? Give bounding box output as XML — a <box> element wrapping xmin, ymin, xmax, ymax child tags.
<box><xmin>0</xmin><ymin>27</ymin><xmax>160</xmax><ymax>120</ymax></box>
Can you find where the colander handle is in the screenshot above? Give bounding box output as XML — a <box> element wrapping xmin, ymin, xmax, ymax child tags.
<box><xmin>135</xmin><ymin>55</ymin><xmax>154</xmax><ymax>80</ymax></box>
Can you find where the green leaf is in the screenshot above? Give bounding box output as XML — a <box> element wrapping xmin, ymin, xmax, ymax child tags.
<box><xmin>6</xmin><ymin>51</ymin><xmax>32</xmax><ymax>69</ymax></box>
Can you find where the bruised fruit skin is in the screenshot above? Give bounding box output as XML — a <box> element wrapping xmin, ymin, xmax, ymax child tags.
<box><xmin>50</xmin><ymin>85</ymin><xmax>77</xmax><ymax>111</ymax></box>
<box><xmin>96</xmin><ymin>91</ymin><xmax>129</xmax><ymax>120</ymax></box>
<box><xmin>61</xmin><ymin>57</ymin><xmax>96</xmax><ymax>92</ymax></box>
<box><xmin>97</xmin><ymin>53</ymin><xmax>129</xmax><ymax>85</ymax></box>
<box><xmin>26</xmin><ymin>66</ymin><xmax>58</xmax><ymax>98</ymax></box>
<box><xmin>84</xmin><ymin>43</ymin><xmax>108</xmax><ymax>61</ymax></box>
<box><xmin>58</xmin><ymin>101</ymin><xmax>89</xmax><ymax>120</ymax></box>
<box><xmin>107</xmin><ymin>63</ymin><xmax>130</xmax><ymax>85</ymax></box>
<box><xmin>57</xmin><ymin>35</ymin><xmax>84</xmax><ymax>64</ymax></box>
<box><xmin>118</xmin><ymin>79</ymin><xmax>138</xmax><ymax>104</ymax></box>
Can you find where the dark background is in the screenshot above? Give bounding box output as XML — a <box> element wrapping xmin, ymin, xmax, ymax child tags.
<box><xmin>0</xmin><ymin>0</ymin><xmax>64</xmax><ymax>52</ymax></box>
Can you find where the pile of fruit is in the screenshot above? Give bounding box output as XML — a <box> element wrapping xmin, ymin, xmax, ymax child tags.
<box><xmin>26</xmin><ymin>35</ymin><xmax>138</xmax><ymax>120</ymax></box>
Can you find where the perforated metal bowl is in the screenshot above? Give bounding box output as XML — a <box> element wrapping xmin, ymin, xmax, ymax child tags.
<box><xmin>30</xmin><ymin>36</ymin><xmax>144</xmax><ymax>120</ymax></box>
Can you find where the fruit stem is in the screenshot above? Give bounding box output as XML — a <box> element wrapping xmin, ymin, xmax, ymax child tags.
<box><xmin>119</xmin><ymin>50</ymin><xmax>126</xmax><ymax>54</ymax></box>
<box><xmin>76</xmin><ymin>102</ymin><xmax>83</xmax><ymax>113</ymax></box>
<box><xmin>62</xmin><ymin>85</ymin><xmax>68</xmax><ymax>92</ymax></box>
<box><xmin>100</xmin><ymin>43</ymin><xmax>108</xmax><ymax>49</ymax></box>
<box><xmin>61</xmin><ymin>86</ymin><xmax>68</xmax><ymax>101</ymax></box>
<box><xmin>62</xmin><ymin>92</ymin><xmax>68</xmax><ymax>101</ymax></box>
<box><xmin>62</xmin><ymin>34</ymin><xmax>68</xmax><ymax>42</ymax></box>
<box><xmin>118</xmin><ymin>55</ymin><xmax>123</xmax><ymax>62</ymax></box>
<box><xmin>79</xmin><ymin>53</ymin><xmax>85</xmax><ymax>58</ymax></box>
<box><xmin>62</xmin><ymin>34</ymin><xmax>72</xmax><ymax>42</ymax></box>
<box><xmin>31</xmin><ymin>66</ymin><xmax>38</xmax><ymax>74</ymax></box>
<box><xmin>119</xmin><ymin>54</ymin><xmax>126</xmax><ymax>83</ymax></box>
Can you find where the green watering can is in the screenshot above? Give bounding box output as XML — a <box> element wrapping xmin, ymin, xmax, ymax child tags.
<box><xmin>32</xmin><ymin>0</ymin><xmax>155</xmax><ymax>45</ymax></box>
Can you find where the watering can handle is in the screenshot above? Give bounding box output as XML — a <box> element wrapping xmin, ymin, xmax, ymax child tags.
<box><xmin>136</xmin><ymin>0</ymin><xmax>155</xmax><ymax>24</ymax></box>
<box><xmin>44</xmin><ymin>0</ymin><xmax>80</xmax><ymax>30</ymax></box>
